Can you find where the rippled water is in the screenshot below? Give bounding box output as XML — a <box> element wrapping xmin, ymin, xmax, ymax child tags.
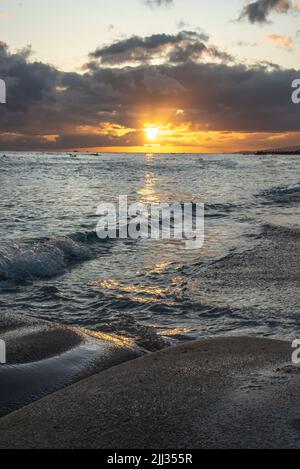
<box><xmin>0</xmin><ymin>152</ymin><xmax>299</xmax><ymax>348</ymax></box>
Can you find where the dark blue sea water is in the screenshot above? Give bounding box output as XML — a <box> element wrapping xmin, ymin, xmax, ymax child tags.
<box><xmin>0</xmin><ymin>152</ymin><xmax>299</xmax><ymax>348</ymax></box>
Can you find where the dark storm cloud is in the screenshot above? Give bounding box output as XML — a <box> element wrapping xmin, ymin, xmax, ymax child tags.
<box><xmin>240</xmin><ymin>0</ymin><xmax>295</xmax><ymax>24</ymax></box>
<box><xmin>89</xmin><ymin>31</ymin><xmax>216</xmax><ymax>65</ymax></box>
<box><xmin>0</xmin><ymin>42</ymin><xmax>58</xmax><ymax>111</ymax></box>
<box><xmin>0</xmin><ymin>38</ymin><xmax>299</xmax><ymax>151</ymax></box>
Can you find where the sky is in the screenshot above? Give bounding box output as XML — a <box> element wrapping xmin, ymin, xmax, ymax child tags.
<box><xmin>0</xmin><ymin>0</ymin><xmax>300</xmax><ymax>152</ymax></box>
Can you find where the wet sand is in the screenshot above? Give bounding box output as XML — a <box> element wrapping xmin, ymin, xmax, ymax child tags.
<box><xmin>186</xmin><ymin>224</ymin><xmax>300</xmax><ymax>326</ymax></box>
<box><xmin>0</xmin><ymin>313</ymin><xmax>141</xmax><ymax>417</ymax></box>
<box><xmin>0</xmin><ymin>336</ymin><xmax>299</xmax><ymax>449</ymax></box>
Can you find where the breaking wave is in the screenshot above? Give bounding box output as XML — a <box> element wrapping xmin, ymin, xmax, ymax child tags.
<box><xmin>0</xmin><ymin>199</ymin><xmax>239</xmax><ymax>285</ymax></box>
<box><xmin>0</xmin><ymin>231</ymin><xmax>104</xmax><ymax>283</ymax></box>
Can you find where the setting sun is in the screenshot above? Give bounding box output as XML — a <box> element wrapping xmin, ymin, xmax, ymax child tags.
<box><xmin>145</xmin><ymin>127</ymin><xmax>159</xmax><ymax>141</ymax></box>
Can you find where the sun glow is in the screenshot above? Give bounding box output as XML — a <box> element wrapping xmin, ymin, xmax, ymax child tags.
<box><xmin>145</xmin><ymin>127</ymin><xmax>159</xmax><ymax>141</ymax></box>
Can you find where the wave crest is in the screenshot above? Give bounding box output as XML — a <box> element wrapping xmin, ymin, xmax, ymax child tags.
<box><xmin>0</xmin><ymin>235</ymin><xmax>94</xmax><ymax>283</ymax></box>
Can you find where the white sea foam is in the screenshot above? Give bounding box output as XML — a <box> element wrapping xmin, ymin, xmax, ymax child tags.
<box><xmin>0</xmin><ymin>237</ymin><xmax>93</xmax><ymax>282</ymax></box>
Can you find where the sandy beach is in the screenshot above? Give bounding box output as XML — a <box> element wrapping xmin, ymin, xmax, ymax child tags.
<box><xmin>1</xmin><ymin>223</ymin><xmax>299</xmax><ymax>449</ymax></box>
<box><xmin>0</xmin><ymin>312</ymin><xmax>141</xmax><ymax>417</ymax></box>
<box><xmin>0</xmin><ymin>332</ymin><xmax>299</xmax><ymax>449</ymax></box>
<box><xmin>1</xmin><ymin>0</ymin><xmax>300</xmax><ymax>451</ymax></box>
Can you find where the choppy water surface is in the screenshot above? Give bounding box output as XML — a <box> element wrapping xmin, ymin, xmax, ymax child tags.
<box><xmin>0</xmin><ymin>152</ymin><xmax>299</xmax><ymax>348</ymax></box>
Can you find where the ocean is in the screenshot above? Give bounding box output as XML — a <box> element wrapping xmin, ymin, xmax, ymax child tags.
<box><xmin>0</xmin><ymin>152</ymin><xmax>299</xmax><ymax>350</ymax></box>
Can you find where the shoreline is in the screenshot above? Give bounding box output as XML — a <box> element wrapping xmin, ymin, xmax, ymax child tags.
<box><xmin>0</xmin><ymin>326</ymin><xmax>299</xmax><ymax>448</ymax></box>
<box><xmin>0</xmin><ymin>313</ymin><xmax>142</xmax><ymax>417</ymax></box>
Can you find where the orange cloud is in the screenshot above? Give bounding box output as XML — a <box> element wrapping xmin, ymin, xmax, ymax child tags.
<box><xmin>76</xmin><ymin>123</ymin><xmax>134</xmax><ymax>137</ymax></box>
<box><xmin>78</xmin><ymin>129</ymin><xmax>300</xmax><ymax>154</ymax></box>
<box><xmin>266</xmin><ymin>34</ymin><xmax>293</xmax><ymax>50</ymax></box>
